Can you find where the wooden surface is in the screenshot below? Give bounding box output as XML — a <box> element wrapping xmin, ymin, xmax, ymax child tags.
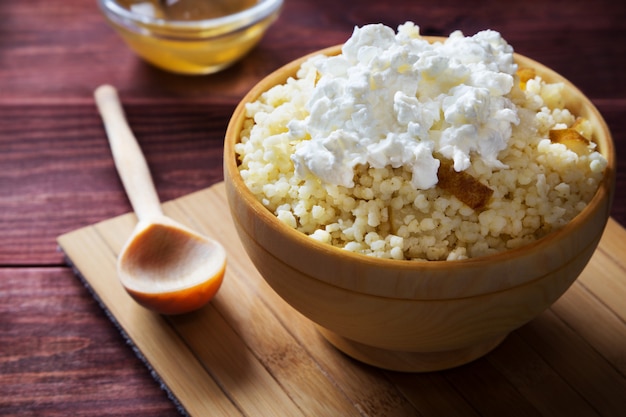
<box><xmin>58</xmin><ymin>183</ymin><xmax>626</xmax><ymax>417</ymax></box>
<box><xmin>1</xmin><ymin>0</ymin><xmax>626</xmax><ymax>415</ymax></box>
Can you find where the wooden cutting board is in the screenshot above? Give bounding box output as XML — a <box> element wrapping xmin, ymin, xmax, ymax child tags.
<box><xmin>58</xmin><ymin>182</ymin><xmax>626</xmax><ymax>417</ymax></box>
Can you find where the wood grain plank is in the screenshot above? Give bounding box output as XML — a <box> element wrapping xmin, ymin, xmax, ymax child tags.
<box><xmin>594</xmin><ymin>218</ymin><xmax>626</xmax><ymax>265</ymax></box>
<box><xmin>387</xmin><ymin>371</ymin><xmax>480</xmax><ymax>417</ymax></box>
<box><xmin>57</xmin><ymin>226</ymin><xmax>242</xmax><ymax>417</ymax></box>
<box><xmin>169</xmin><ymin>305</ymin><xmax>306</xmax><ymax>417</ymax></box>
<box><xmin>576</xmin><ymin>248</ymin><xmax>626</xmax><ymax>324</ymax></box>
<box><xmin>0</xmin><ymin>103</ymin><xmax>226</xmax><ymax>266</ymax></box>
<box><xmin>2</xmin><ymin>1</ymin><xmax>626</xmax><ymax>101</ymax></box>
<box><xmin>443</xmin><ymin>359</ymin><xmax>542</xmax><ymax>417</ymax></box>
<box><xmin>0</xmin><ymin>268</ymin><xmax>179</xmax><ymax>416</ymax></box>
<box><xmin>551</xmin><ymin>280</ymin><xmax>626</xmax><ymax>375</ymax></box>
<box><xmin>487</xmin><ymin>332</ymin><xmax>600</xmax><ymax>416</ymax></box>
<box><xmin>519</xmin><ymin>309</ymin><xmax>626</xmax><ymax>417</ymax></box>
<box><xmin>595</xmin><ymin>107</ymin><xmax>626</xmax><ymax>227</ymax></box>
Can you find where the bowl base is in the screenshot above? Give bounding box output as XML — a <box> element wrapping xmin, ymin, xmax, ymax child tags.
<box><xmin>317</xmin><ymin>327</ymin><xmax>506</xmax><ymax>372</ymax></box>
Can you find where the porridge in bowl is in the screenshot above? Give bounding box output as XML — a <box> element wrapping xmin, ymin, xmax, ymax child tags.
<box><xmin>235</xmin><ymin>22</ymin><xmax>607</xmax><ymax>261</ymax></box>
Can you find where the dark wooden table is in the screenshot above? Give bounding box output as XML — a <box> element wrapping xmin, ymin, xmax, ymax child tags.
<box><xmin>1</xmin><ymin>1</ymin><xmax>625</xmax><ymax>415</ymax></box>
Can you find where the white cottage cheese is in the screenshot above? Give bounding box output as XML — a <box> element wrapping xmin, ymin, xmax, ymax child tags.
<box><xmin>290</xmin><ymin>23</ymin><xmax>519</xmax><ymax>189</ymax></box>
<box><xmin>235</xmin><ymin>22</ymin><xmax>607</xmax><ymax>260</ymax></box>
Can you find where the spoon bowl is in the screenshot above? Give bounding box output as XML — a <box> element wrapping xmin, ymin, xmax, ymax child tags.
<box><xmin>95</xmin><ymin>84</ymin><xmax>226</xmax><ymax>315</ymax></box>
<box><xmin>118</xmin><ymin>217</ymin><xmax>226</xmax><ymax>315</ymax></box>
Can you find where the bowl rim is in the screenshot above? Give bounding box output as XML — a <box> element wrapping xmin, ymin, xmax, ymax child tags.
<box><xmin>225</xmin><ymin>40</ymin><xmax>615</xmax><ymax>280</ymax></box>
<box><xmin>98</xmin><ymin>0</ymin><xmax>283</xmax><ymax>32</ymax></box>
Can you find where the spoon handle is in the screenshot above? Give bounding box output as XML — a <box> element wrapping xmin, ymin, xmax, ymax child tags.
<box><xmin>94</xmin><ymin>85</ymin><xmax>163</xmax><ymax>221</ymax></box>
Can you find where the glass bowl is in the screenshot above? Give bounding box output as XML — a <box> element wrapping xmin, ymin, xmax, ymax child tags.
<box><xmin>98</xmin><ymin>0</ymin><xmax>283</xmax><ymax>75</ymax></box>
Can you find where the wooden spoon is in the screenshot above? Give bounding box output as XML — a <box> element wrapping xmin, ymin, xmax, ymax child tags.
<box><xmin>94</xmin><ymin>84</ymin><xmax>226</xmax><ymax>315</ymax></box>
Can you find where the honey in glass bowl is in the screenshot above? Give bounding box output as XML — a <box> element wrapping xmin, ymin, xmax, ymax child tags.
<box><xmin>99</xmin><ymin>0</ymin><xmax>283</xmax><ymax>75</ymax></box>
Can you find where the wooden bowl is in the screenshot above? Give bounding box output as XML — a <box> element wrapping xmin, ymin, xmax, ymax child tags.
<box><xmin>223</xmin><ymin>42</ymin><xmax>616</xmax><ymax>372</ymax></box>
